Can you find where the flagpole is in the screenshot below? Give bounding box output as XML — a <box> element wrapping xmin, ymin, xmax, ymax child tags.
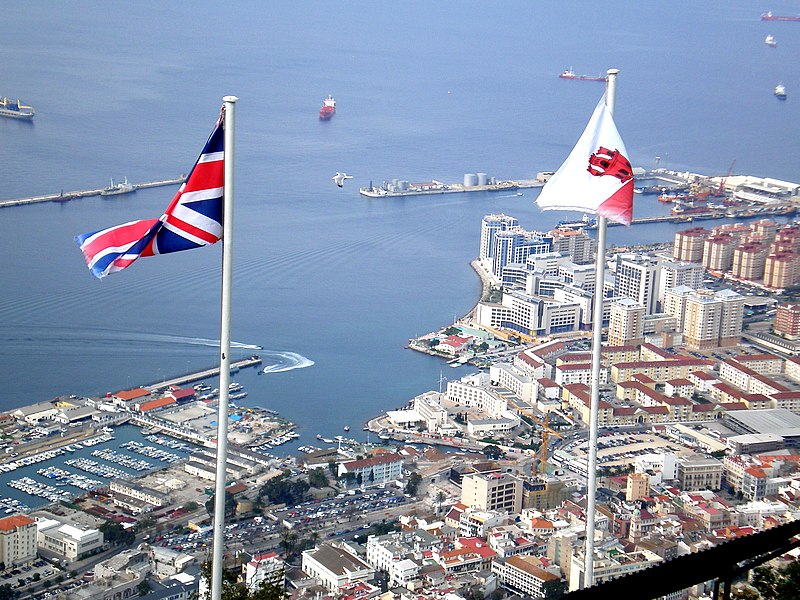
<box><xmin>211</xmin><ymin>95</ymin><xmax>237</xmax><ymax>600</ymax></box>
<box><xmin>583</xmin><ymin>68</ymin><xmax>618</xmax><ymax>589</ymax></box>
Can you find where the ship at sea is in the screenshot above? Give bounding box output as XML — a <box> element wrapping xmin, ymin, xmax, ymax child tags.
<box><xmin>319</xmin><ymin>95</ymin><xmax>335</xmax><ymax>120</ymax></box>
<box><xmin>761</xmin><ymin>11</ymin><xmax>800</xmax><ymax>21</ymax></box>
<box><xmin>765</xmin><ymin>34</ymin><xmax>777</xmax><ymax>47</ymax></box>
<box><xmin>100</xmin><ymin>177</ymin><xmax>136</xmax><ymax>196</ymax></box>
<box><xmin>558</xmin><ymin>68</ymin><xmax>606</xmax><ymax>82</ymax></box>
<box><xmin>775</xmin><ymin>83</ymin><xmax>787</xmax><ymax>100</ymax></box>
<box><xmin>0</xmin><ymin>97</ymin><xmax>35</xmax><ymax>121</ymax></box>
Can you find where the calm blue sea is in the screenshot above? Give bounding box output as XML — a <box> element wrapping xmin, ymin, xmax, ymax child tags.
<box><xmin>1</xmin><ymin>1</ymin><xmax>799</xmax><ymax>450</ymax></box>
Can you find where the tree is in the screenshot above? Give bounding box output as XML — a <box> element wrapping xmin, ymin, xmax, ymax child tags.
<box><xmin>308</xmin><ymin>468</ymin><xmax>328</xmax><ymax>488</ymax></box>
<box><xmin>483</xmin><ymin>444</ymin><xmax>505</xmax><ymax>460</ymax></box>
<box><xmin>206</xmin><ymin>489</ymin><xmax>238</xmax><ymax>518</ymax></box>
<box><xmin>0</xmin><ymin>583</ymin><xmax>17</xmax><ymax>600</ymax></box>
<box><xmin>775</xmin><ymin>560</ymin><xmax>800</xmax><ymax>599</ymax></box>
<box><xmin>405</xmin><ymin>472</ymin><xmax>422</xmax><ymax>496</ymax></box>
<box><xmin>100</xmin><ymin>521</ymin><xmax>135</xmax><ymax>546</ymax></box>
<box><xmin>137</xmin><ymin>580</ymin><xmax>151</xmax><ymax>596</ymax></box>
<box><xmin>442</xmin><ymin>326</ymin><xmax>461</xmax><ymax>336</ymax></box>
<box><xmin>327</xmin><ymin>460</ymin><xmax>338</xmax><ymax>478</ymax></box>
<box><xmin>752</xmin><ymin>565</ymin><xmax>778</xmax><ymax>599</ymax></box>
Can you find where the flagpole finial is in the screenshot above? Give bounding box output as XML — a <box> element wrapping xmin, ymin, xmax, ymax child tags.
<box><xmin>223</xmin><ymin>95</ymin><xmax>239</xmax><ymax>103</ymax></box>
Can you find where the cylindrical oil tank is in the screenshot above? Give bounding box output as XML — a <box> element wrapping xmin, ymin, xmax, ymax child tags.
<box><xmin>477</xmin><ymin>172</ymin><xmax>488</xmax><ymax>186</ymax></box>
<box><xmin>464</xmin><ymin>173</ymin><xmax>478</xmax><ymax>187</ymax></box>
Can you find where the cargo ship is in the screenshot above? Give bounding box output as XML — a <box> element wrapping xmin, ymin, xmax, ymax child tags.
<box><xmin>0</xmin><ymin>97</ymin><xmax>35</xmax><ymax>121</ymax></box>
<box><xmin>319</xmin><ymin>95</ymin><xmax>335</xmax><ymax>120</ymax></box>
<box><xmin>559</xmin><ymin>68</ymin><xmax>606</xmax><ymax>82</ymax></box>
<box><xmin>761</xmin><ymin>11</ymin><xmax>800</xmax><ymax>21</ymax></box>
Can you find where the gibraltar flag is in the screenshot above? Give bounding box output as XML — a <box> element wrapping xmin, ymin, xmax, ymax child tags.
<box><xmin>536</xmin><ymin>96</ymin><xmax>634</xmax><ymax>226</ymax></box>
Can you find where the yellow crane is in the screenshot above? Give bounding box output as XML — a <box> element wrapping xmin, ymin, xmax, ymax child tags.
<box><xmin>530</xmin><ymin>413</ymin><xmax>564</xmax><ymax>475</ymax></box>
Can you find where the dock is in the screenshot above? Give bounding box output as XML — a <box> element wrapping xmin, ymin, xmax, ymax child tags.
<box><xmin>144</xmin><ymin>355</ymin><xmax>263</xmax><ymax>391</ymax></box>
<box><xmin>0</xmin><ymin>175</ymin><xmax>187</xmax><ymax>209</ymax></box>
<box><xmin>359</xmin><ymin>178</ymin><xmax>544</xmax><ymax>198</ymax></box>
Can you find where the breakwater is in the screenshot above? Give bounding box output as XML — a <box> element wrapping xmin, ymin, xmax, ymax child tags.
<box><xmin>0</xmin><ymin>175</ymin><xmax>186</xmax><ymax>209</ymax></box>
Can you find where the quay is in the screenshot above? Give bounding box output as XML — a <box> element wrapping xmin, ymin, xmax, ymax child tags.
<box><xmin>0</xmin><ymin>175</ymin><xmax>186</xmax><ymax>209</ymax></box>
<box><xmin>359</xmin><ymin>178</ymin><xmax>544</xmax><ymax>198</ymax></box>
<box><xmin>145</xmin><ymin>355</ymin><xmax>263</xmax><ymax>391</ymax></box>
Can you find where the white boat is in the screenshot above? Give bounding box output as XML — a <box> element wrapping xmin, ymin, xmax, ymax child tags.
<box><xmin>100</xmin><ymin>177</ymin><xmax>135</xmax><ymax>196</ymax></box>
<box><xmin>765</xmin><ymin>34</ymin><xmax>777</xmax><ymax>48</ymax></box>
<box><xmin>775</xmin><ymin>83</ymin><xmax>787</xmax><ymax>100</ymax></box>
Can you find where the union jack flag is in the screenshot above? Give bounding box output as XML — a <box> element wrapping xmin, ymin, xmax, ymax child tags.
<box><xmin>76</xmin><ymin>111</ymin><xmax>225</xmax><ymax>278</ymax></box>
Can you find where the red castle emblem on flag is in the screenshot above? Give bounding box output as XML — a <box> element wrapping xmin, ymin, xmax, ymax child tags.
<box><xmin>587</xmin><ymin>146</ymin><xmax>633</xmax><ymax>183</ymax></box>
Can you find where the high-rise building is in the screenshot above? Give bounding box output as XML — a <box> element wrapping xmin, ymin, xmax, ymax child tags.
<box><xmin>656</xmin><ymin>259</ymin><xmax>704</xmax><ymax>307</ymax></box>
<box><xmin>703</xmin><ymin>233</ymin><xmax>737</xmax><ymax>272</ymax></box>
<box><xmin>773</xmin><ymin>226</ymin><xmax>800</xmax><ymax>254</ymax></box>
<box><xmin>608</xmin><ymin>298</ymin><xmax>645</xmax><ymax>346</ymax></box>
<box><xmin>775</xmin><ymin>303</ymin><xmax>800</xmax><ymax>339</ymax></box>
<box><xmin>764</xmin><ymin>251</ymin><xmax>800</xmax><ymax>289</ymax></box>
<box><xmin>549</xmin><ymin>227</ymin><xmax>596</xmax><ymax>265</ymax></box>
<box><xmin>731</xmin><ymin>243</ymin><xmax>768</xmax><ymax>281</ymax></box>
<box><xmin>461</xmin><ymin>471</ymin><xmax>522</xmax><ymax>514</ymax></box>
<box><xmin>673</xmin><ymin>227</ymin><xmax>709</xmax><ymax>262</ymax></box>
<box><xmin>682</xmin><ymin>289</ymin><xmax>744</xmax><ymax>350</ymax></box>
<box><xmin>480</xmin><ymin>214</ymin><xmax>518</xmax><ymax>261</ymax></box>
<box><xmin>613</xmin><ymin>255</ymin><xmax>660</xmax><ymax>315</ymax></box>
<box><xmin>662</xmin><ymin>285</ymin><xmax>695</xmax><ymax>333</ymax></box>
<box><xmin>493</xmin><ymin>229</ymin><xmax>552</xmax><ymax>279</ymax></box>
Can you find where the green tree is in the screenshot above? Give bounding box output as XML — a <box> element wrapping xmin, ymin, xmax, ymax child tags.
<box><xmin>483</xmin><ymin>444</ymin><xmax>505</xmax><ymax>460</ymax></box>
<box><xmin>100</xmin><ymin>521</ymin><xmax>135</xmax><ymax>545</ymax></box>
<box><xmin>185</xmin><ymin>501</ymin><xmax>199</xmax><ymax>512</ymax></box>
<box><xmin>0</xmin><ymin>583</ymin><xmax>18</xmax><ymax>600</ymax></box>
<box><xmin>327</xmin><ymin>460</ymin><xmax>338</xmax><ymax>478</ymax></box>
<box><xmin>308</xmin><ymin>468</ymin><xmax>328</xmax><ymax>488</ymax></box>
<box><xmin>206</xmin><ymin>489</ymin><xmax>238</xmax><ymax>518</ymax></box>
<box><xmin>752</xmin><ymin>565</ymin><xmax>778</xmax><ymax>599</ymax></box>
<box><xmin>775</xmin><ymin>560</ymin><xmax>800</xmax><ymax>599</ymax></box>
<box><xmin>137</xmin><ymin>580</ymin><xmax>151</xmax><ymax>596</ymax></box>
<box><xmin>405</xmin><ymin>472</ymin><xmax>422</xmax><ymax>496</ymax></box>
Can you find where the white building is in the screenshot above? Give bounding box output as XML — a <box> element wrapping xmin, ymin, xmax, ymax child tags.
<box><xmin>301</xmin><ymin>542</ymin><xmax>375</xmax><ymax>592</ymax></box>
<box><xmin>36</xmin><ymin>518</ymin><xmax>103</xmax><ymax>560</ymax></box>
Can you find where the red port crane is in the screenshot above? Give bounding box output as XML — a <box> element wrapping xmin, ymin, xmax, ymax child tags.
<box><xmin>717</xmin><ymin>159</ymin><xmax>736</xmax><ymax>196</ymax></box>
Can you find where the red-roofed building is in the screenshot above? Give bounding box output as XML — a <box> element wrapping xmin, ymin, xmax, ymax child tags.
<box><xmin>137</xmin><ymin>396</ymin><xmax>176</xmax><ymax>412</ymax></box>
<box><xmin>167</xmin><ymin>387</ymin><xmax>196</xmax><ymax>403</ymax></box>
<box><xmin>338</xmin><ymin>453</ymin><xmax>404</xmax><ymax>484</ymax></box>
<box><xmin>0</xmin><ymin>514</ymin><xmax>36</xmax><ymax>567</ymax></box>
<box><xmin>110</xmin><ymin>387</ymin><xmax>151</xmax><ymax>409</ymax></box>
<box><xmin>245</xmin><ymin>551</ymin><xmax>284</xmax><ymax>593</ymax></box>
<box><xmin>435</xmin><ymin>335</ymin><xmax>472</xmax><ymax>355</ymax></box>
<box><xmin>492</xmin><ymin>554</ymin><xmax>565</xmax><ymax>599</ymax></box>
<box><xmin>433</xmin><ymin>537</ymin><xmax>496</xmax><ymax>573</ymax></box>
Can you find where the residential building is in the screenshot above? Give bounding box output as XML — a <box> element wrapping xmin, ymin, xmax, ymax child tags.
<box><xmin>492</xmin><ymin>555</ymin><xmax>565</xmax><ymax>599</ymax></box>
<box><xmin>677</xmin><ymin>454</ymin><xmax>723</xmax><ymax>491</ymax></box>
<box><xmin>461</xmin><ymin>472</ymin><xmax>522</xmax><ymax>514</ymax></box>
<box><xmin>338</xmin><ymin>453</ymin><xmax>404</xmax><ymax>484</ymax></box>
<box><xmin>0</xmin><ymin>515</ymin><xmax>37</xmax><ymax>568</ymax></box>
<box><xmin>608</xmin><ymin>298</ymin><xmax>645</xmax><ymax>346</ymax></box>
<box><xmin>674</xmin><ymin>227</ymin><xmax>709</xmax><ymax>262</ymax></box>
<box><xmin>775</xmin><ymin>303</ymin><xmax>800</xmax><ymax>339</ymax></box>
<box><xmin>613</xmin><ymin>255</ymin><xmax>660</xmax><ymax>315</ymax></box>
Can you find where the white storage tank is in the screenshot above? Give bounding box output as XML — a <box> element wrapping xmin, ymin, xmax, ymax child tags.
<box><xmin>464</xmin><ymin>173</ymin><xmax>478</xmax><ymax>187</ymax></box>
<box><xmin>477</xmin><ymin>172</ymin><xmax>488</xmax><ymax>186</ymax></box>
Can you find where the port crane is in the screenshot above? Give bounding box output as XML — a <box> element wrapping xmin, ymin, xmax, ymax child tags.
<box><xmin>717</xmin><ymin>159</ymin><xmax>736</xmax><ymax>196</ymax></box>
<box><xmin>530</xmin><ymin>413</ymin><xmax>564</xmax><ymax>475</ymax></box>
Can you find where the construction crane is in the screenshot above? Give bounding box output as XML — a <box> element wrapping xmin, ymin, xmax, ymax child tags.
<box><xmin>717</xmin><ymin>159</ymin><xmax>736</xmax><ymax>196</ymax></box>
<box><xmin>530</xmin><ymin>413</ymin><xmax>564</xmax><ymax>475</ymax></box>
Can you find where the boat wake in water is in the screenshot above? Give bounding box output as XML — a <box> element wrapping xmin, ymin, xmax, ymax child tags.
<box><xmin>260</xmin><ymin>351</ymin><xmax>315</xmax><ymax>374</ymax></box>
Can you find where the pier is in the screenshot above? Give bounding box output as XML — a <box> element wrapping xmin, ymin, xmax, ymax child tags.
<box><xmin>0</xmin><ymin>175</ymin><xmax>186</xmax><ymax>209</ymax></box>
<box><xmin>359</xmin><ymin>179</ymin><xmax>544</xmax><ymax>198</ymax></box>
<box><xmin>144</xmin><ymin>355</ymin><xmax>263</xmax><ymax>391</ymax></box>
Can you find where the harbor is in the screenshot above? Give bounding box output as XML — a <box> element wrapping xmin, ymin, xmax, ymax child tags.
<box><xmin>359</xmin><ymin>173</ymin><xmax>545</xmax><ymax>198</ymax></box>
<box><xmin>0</xmin><ymin>175</ymin><xmax>187</xmax><ymax>209</ymax></box>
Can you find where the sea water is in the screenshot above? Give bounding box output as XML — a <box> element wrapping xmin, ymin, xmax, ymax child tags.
<box><xmin>0</xmin><ymin>1</ymin><xmax>798</xmax><ymax>449</ymax></box>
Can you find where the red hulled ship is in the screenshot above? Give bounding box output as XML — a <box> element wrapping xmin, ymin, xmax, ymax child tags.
<box><xmin>319</xmin><ymin>95</ymin><xmax>336</xmax><ymax>120</ymax></box>
<box><xmin>761</xmin><ymin>11</ymin><xmax>800</xmax><ymax>21</ymax></box>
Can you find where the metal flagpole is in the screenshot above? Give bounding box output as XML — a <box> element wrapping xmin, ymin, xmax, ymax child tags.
<box><xmin>210</xmin><ymin>95</ymin><xmax>237</xmax><ymax>600</ymax></box>
<box><xmin>583</xmin><ymin>69</ymin><xmax>618</xmax><ymax>589</ymax></box>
